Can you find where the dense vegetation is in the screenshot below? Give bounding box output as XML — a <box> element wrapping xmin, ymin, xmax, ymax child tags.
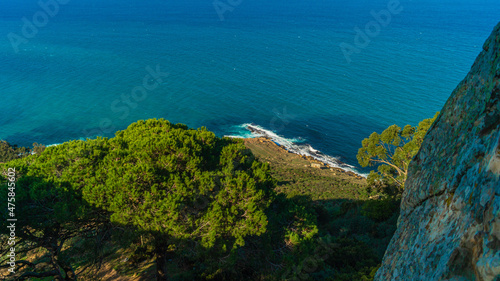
<box><xmin>0</xmin><ymin>119</ymin><xmax>401</xmax><ymax>280</ymax></box>
<box><xmin>0</xmin><ymin>141</ymin><xmax>45</xmax><ymax>163</ymax></box>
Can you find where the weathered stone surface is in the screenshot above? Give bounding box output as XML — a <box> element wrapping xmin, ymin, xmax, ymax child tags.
<box><xmin>311</xmin><ymin>163</ymin><xmax>323</xmax><ymax>169</ymax></box>
<box><xmin>375</xmin><ymin>22</ymin><xmax>500</xmax><ymax>281</ymax></box>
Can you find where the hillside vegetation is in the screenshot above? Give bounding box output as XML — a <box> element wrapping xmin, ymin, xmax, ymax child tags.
<box><xmin>1</xmin><ymin>120</ymin><xmax>399</xmax><ymax>280</ymax></box>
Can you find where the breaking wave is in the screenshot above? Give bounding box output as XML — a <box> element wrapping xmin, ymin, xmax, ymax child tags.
<box><xmin>226</xmin><ymin>123</ymin><xmax>366</xmax><ymax>177</ymax></box>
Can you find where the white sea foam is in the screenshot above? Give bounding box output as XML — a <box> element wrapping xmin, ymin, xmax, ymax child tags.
<box><xmin>223</xmin><ymin>135</ymin><xmax>246</xmax><ymax>139</ymax></box>
<box><xmin>46</xmin><ymin>143</ymin><xmax>61</xmax><ymax>147</ymax></box>
<box><xmin>231</xmin><ymin>123</ymin><xmax>367</xmax><ymax>177</ymax></box>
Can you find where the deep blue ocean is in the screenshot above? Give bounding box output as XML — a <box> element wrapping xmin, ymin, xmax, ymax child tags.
<box><xmin>1</xmin><ymin>0</ymin><xmax>499</xmax><ymax>173</ymax></box>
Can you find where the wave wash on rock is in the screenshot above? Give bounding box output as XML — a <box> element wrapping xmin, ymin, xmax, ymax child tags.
<box><xmin>375</xmin><ymin>22</ymin><xmax>500</xmax><ymax>280</ymax></box>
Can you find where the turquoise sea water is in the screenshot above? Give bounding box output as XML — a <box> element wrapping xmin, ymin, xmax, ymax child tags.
<box><xmin>1</xmin><ymin>0</ymin><xmax>499</xmax><ymax>172</ymax></box>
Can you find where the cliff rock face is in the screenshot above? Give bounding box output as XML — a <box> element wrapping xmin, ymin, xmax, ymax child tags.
<box><xmin>375</xmin><ymin>22</ymin><xmax>500</xmax><ymax>280</ymax></box>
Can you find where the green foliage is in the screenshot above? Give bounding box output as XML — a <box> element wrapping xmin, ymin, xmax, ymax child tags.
<box><xmin>78</xmin><ymin>120</ymin><xmax>275</xmax><ymax>253</ymax></box>
<box><xmin>361</xmin><ymin>198</ymin><xmax>399</xmax><ymax>222</ymax></box>
<box><xmin>357</xmin><ymin>112</ymin><xmax>439</xmax><ymax>190</ymax></box>
<box><xmin>194</xmin><ymin>193</ymin><xmax>320</xmax><ymax>281</ymax></box>
<box><xmin>0</xmin><ymin>118</ymin><xmax>403</xmax><ymax>280</ymax></box>
<box><xmin>1</xmin><ymin>119</ymin><xmax>277</xmax><ymax>280</ymax></box>
<box><xmin>32</xmin><ymin>142</ymin><xmax>47</xmax><ymax>155</ymax></box>
<box><xmin>0</xmin><ymin>140</ymin><xmax>29</xmax><ymax>162</ymax></box>
<box><xmin>0</xmin><ymin>149</ymin><xmax>108</xmax><ymax>280</ymax></box>
<box><xmin>0</xmin><ymin>141</ymin><xmax>46</xmax><ymax>163</ymax></box>
<box><xmin>280</xmin><ymin>235</ymin><xmax>380</xmax><ymax>281</ymax></box>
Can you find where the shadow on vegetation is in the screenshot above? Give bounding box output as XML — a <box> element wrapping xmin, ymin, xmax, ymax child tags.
<box><xmin>0</xmin><ymin>173</ymin><xmax>399</xmax><ymax>281</ymax></box>
<box><xmin>0</xmin><ymin>119</ymin><xmax>400</xmax><ymax>281</ymax></box>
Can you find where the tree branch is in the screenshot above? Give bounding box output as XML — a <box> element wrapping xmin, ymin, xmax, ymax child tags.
<box><xmin>370</xmin><ymin>159</ymin><xmax>406</xmax><ymax>177</ymax></box>
<box><xmin>17</xmin><ymin>269</ymin><xmax>61</xmax><ymax>280</ymax></box>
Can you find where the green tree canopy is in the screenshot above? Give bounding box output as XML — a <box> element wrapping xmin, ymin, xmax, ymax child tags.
<box><xmin>1</xmin><ymin>140</ymin><xmax>109</xmax><ymax>280</ymax></box>
<box><xmin>83</xmin><ymin>120</ymin><xmax>276</xmax><ymax>280</ymax></box>
<box><xmin>2</xmin><ymin>119</ymin><xmax>276</xmax><ymax>280</ymax></box>
<box><xmin>0</xmin><ymin>141</ymin><xmax>29</xmax><ymax>163</ymax></box>
<box><xmin>357</xmin><ymin>112</ymin><xmax>439</xmax><ymax>191</ymax></box>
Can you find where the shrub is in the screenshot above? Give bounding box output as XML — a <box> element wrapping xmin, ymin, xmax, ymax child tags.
<box><xmin>361</xmin><ymin>199</ymin><xmax>399</xmax><ymax>222</ymax></box>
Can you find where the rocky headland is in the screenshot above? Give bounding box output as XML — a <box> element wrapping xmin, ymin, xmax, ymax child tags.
<box><xmin>375</xmin><ymin>22</ymin><xmax>500</xmax><ymax>280</ymax></box>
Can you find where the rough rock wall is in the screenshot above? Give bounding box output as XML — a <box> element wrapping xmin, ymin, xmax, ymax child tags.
<box><xmin>375</xmin><ymin>22</ymin><xmax>500</xmax><ymax>281</ymax></box>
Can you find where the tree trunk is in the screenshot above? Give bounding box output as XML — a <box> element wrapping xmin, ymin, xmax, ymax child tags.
<box><xmin>60</xmin><ymin>261</ymin><xmax>76</xmax><ymax>280</ymax></box>
<box><xmin>155</xmin><ymin>244</ymin><xmax>169</xmax><ymax>281</ymax></box>
<box><xmin>50</xmin><ymin>252</ymin><xmax>64</xmax><ymax>281</ymax></box>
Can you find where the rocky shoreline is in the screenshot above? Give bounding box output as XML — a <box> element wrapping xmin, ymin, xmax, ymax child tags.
<box><xmin>243</xmin><ymin>137</ymin><xmax>365</xmax><ymax>180</ymax></box>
